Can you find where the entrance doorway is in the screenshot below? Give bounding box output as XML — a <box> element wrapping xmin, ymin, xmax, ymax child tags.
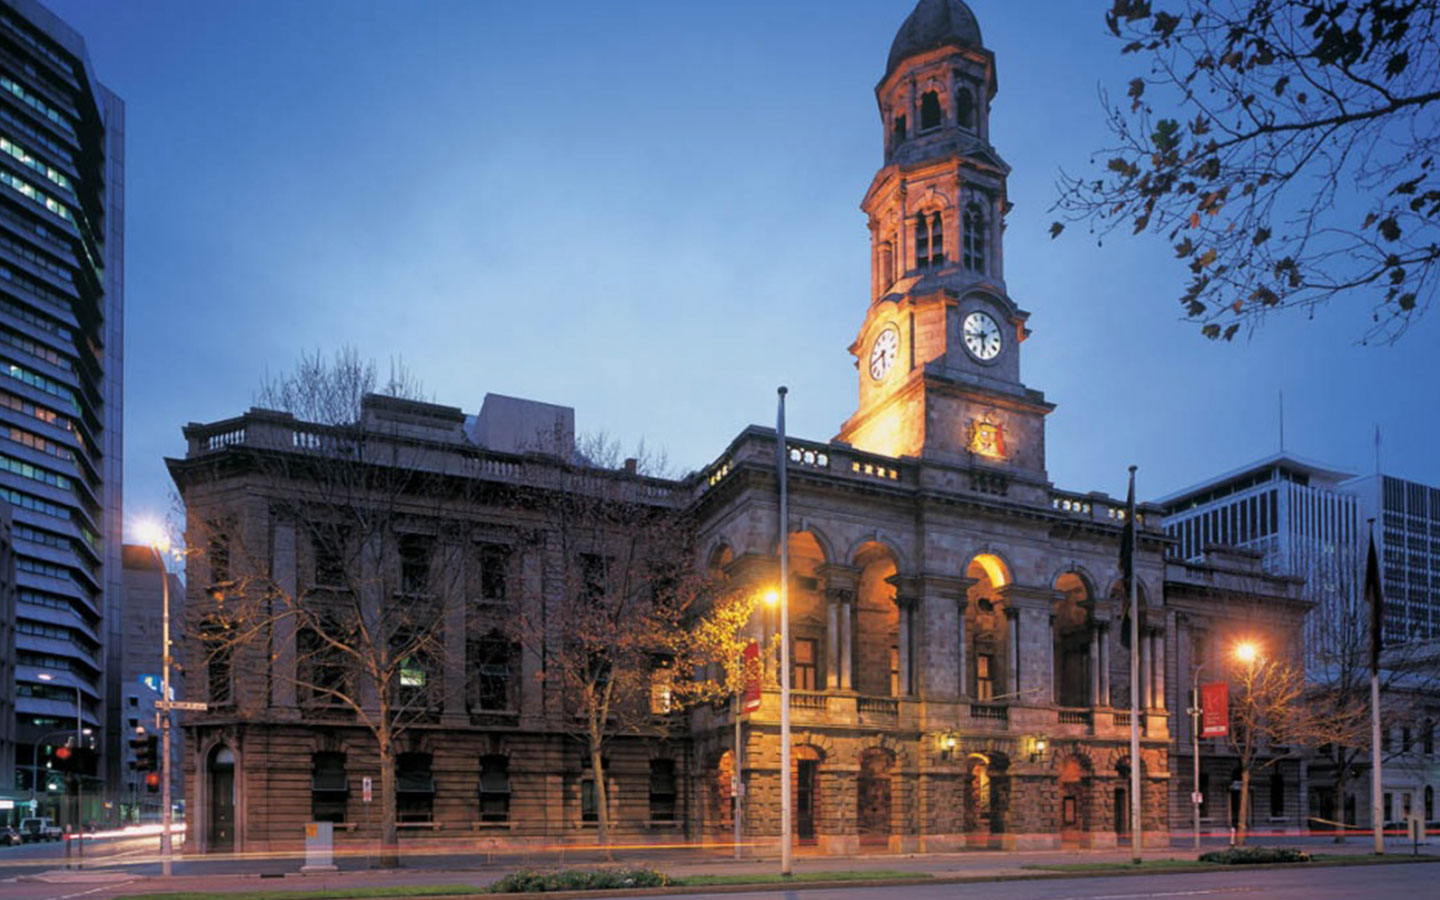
<box><xmin>857</xmin><ymin>749</ymin><xmax>894</xmax><ymax>848</ymax></box>
<box><xmin>795</xmin><ymin>759</ymin><xmax>817</xmax><ymax>843</ymax></box>
<box><xmin>1057</xmin><ymin>756</ymin><xmax>1087</xmax><ymax>848</ymax></box>
<box><xmin>208</xmin><ymin>745</ymin><xmax>235</xmax><ymax>851</ymax></box>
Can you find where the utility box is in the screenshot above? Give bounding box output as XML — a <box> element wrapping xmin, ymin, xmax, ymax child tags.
<box><xmin>301</xmin><ymin>821</ymin><xmax>336</xmax><ymax>872</ymax></box>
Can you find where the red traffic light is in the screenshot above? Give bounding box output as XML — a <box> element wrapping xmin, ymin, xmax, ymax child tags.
<box><xmin>145</xmin><ymin>772</ymin><xmax>160</xmax><ymax>792</ymax></box>
<box><xmin>54</xmin><ymin>746</ymin><xmax>71</xmax><ymax>760</ymax></box>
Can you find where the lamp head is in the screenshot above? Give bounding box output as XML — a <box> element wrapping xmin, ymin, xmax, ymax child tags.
<box><xmin>1233</xmin><ymin>641</ymin><xmax>1259</xmax><ymax>664</ymax></box>
<box><xmin>763</xmin><ymin>590</ymin><xmax>779</xmax><ymax>607</ymax></box>
<box><xmin>136</xmin><ymin>519</ymin><xmax>170</xmax><ymax>553</ymax></box>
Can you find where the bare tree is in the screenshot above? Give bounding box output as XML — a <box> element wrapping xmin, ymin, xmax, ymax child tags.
<box><xmin>1053</xmin><ymin>0</ymin><xmax>1440</xmax><ymax>343</ymax></box>
<box><xmin>522</xmin><ymin>438</ymin><xmax>753</xmax><ymax>851</ymax></box>
<box><xmin>183</xmin><ymin>351</ymin><xmax>456</xmax><ymax>867</ymax></box>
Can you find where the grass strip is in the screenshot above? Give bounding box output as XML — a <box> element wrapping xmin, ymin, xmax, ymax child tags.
<box><xmin>673</xmin><ymin>870</ymin><xmax>933</xmax><ymax>886</ymax></box>
<box><xmin>125</xmin><ymin>886</ymin><xmax>480</xmax><ymax>900</ymax></box>
<box><xmin>1024</xmin><ymin>859</ymin><xmax>1215</xmax><ymax>872</ymax></box>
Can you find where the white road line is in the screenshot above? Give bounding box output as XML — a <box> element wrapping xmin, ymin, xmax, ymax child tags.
<box><xmin>48</xmin><ymin>879</ymin><xmax>135</xmax><ymax>900</ymax></box>
<box><xmin>1053</xmin><ymin>888</ymin><xmax>1255</xmax><ymax>900</ymax></box>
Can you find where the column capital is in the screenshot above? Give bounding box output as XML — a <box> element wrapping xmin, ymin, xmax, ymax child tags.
<box><xmin>999</xmin><ymin>583</ymin><xmax>1061</xmax><ymax>610</ymax></box>
<box><xmin>917</xmin><ymin>572</ymin><xmax>974</xmax><ymax>602</ymax></box>
<box><xmin>885</xmin><ymin>573</ymin><xmax>922</xmax><ymax>609</ymax></box>
<box><xmin>817</xmin><ymin>562</ymin><xmax>860</xmax><ymax>593</ymax></box>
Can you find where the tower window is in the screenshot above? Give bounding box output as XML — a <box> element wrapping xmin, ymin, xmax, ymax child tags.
<box><xmin>892</xmin><ymin>114</ymin><xmax>907</xmax><ymax>147</ymax></box>
<box><xmin>915</xmin><ymin>212</ymin><xmax>944</xmax><ymax>270</ymax></box>
<box><xmin>963</xmin><ymin>202</ymin><xmax>986</xmax><ymax>273</ymax></box>
<box><xmin>920</xmin><ymin>91</ymin><xmax>942</xmax><ymax>130</ymax></box>
<box><xmin>956</xmin><ymin>87</ymin><xmax>974</xmax><ymax>130</ymax></box>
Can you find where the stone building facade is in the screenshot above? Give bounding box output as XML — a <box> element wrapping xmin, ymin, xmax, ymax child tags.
<box><xmin>167</xmin><ymin>0</ymin><xmax>1310</xmax><ymax>854</ymax></box>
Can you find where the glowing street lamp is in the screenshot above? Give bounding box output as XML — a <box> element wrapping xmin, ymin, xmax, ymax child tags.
<box><xmin>1189</xmin><ymin>638</ymin><xmax>1262</xmax><ymax>849</ymax></box>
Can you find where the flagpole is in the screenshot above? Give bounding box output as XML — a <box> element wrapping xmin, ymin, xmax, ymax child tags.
<box><xmin>777</xmin><ymin>387</ymin><xmax>792</xmax><ymax>876</ymax></box>
<box><xmin>1367</xmin><ymin>519</ymin><xmax>1383</xmax><ymax>855</ymax></box>
<box><xmin>1127</xmin><ymin>465</ymin><xmax>1143</xmax><ymax>863</ymax></box>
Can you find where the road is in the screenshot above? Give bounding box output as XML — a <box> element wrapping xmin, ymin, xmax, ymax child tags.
<box><xmin>0</xmin><ymin>832</ymin><xmax>1435</xmax><ymax>900</ymax></box>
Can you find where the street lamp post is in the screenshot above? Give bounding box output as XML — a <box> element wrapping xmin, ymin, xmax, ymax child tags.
<box><xmin>775</xmin><ymin>387</ymin><xmax>792</xmax><ymax>877</ymax></box>
<box><xmin>1189</xmin><ymin>641</ymin><xmax>1258</xmax><ymax>850</ymax></box>
<box><xmin>36</xmin><ymin>672</ymin><xmax>82</xmax><ymax>865</ymax></box>
<box><xmin>138</xmin><ymin>522</ymin><xmax>175</xmax><ymax>877</ymax></box>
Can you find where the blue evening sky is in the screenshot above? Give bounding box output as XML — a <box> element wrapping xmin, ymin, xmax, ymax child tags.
<box><xmin>45</xmin><ymin>0</ymin><xmax>1437</xmax><ymax>534</ymax></box>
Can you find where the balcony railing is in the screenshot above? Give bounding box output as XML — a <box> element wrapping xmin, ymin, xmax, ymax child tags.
<box><xmin>1058</xmin><ymin>709</ymin><xmax>1092</xmax><ymax>726</ymax></box>
<box><xmin>969</xmin><ymin>703</ymin><xmax>1008</xmax><ymax>723</ymax></box>
<box><xmin>789</xmin><ymin>692</ymin><xmax>827</xmax><ymax>711</ymax></box>
<box><xmin>857</xmin><ymin>696</ymin><xmax>899</xmax><ymax>717</ymax></box>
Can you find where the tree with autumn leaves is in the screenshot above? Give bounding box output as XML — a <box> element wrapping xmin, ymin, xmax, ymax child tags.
<box><xmin>1055</xmin><ymin>0</ymin><xmax>1440</xmax><ymax>343</ymax></box>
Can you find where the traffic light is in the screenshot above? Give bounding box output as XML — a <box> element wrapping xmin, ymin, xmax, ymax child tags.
<box><xmin>52</xmin><ymin>745</ymin><xmax>73</xmax><ymax>772</ymax></box>
<box><xmin>133</xmin><ymin>734</ymin><xmax>158</xmax><ymax>772</ymax></box>
<box><xmin>145</xmin><ymin>771</ymin><xmax>160</xmax><ymax>793</ymax></box>
<box><xmin>129</xmin><ymin>731</ymin><xmax>149</xmax><ymax>770</ymax></box>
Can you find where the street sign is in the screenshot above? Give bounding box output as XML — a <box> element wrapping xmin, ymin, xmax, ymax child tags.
<box><xmin>362</xmin><ymin>776</ymin><xmax>373</xmax><ymax>803</ymax></box>
<box><xmin>1191</xmin><ymin>792</ymin><xmax>1203</xmax><ymax>805</ymax></box>
<box><xmin>139</xmin><ymin>674</ymin><xmax>159</xmax><ymax>691</ymax></box>
<box><xmin>160</xmin><ymin>700</ymin><xmax>209</xmax><ymax>712</ymax></box>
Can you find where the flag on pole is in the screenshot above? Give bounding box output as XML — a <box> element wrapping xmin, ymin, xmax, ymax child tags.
<box><xmin>1365</xmin><ymin>525</ymin><xmax>1384</xmax><ymax>676</ymax></box>
<box><xmin>1118</xmin><ymin>466</ymin><xmax>1136</xmax><ymax>650</ymax></box>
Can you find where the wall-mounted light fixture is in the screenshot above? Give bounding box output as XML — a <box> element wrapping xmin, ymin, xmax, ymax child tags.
<box><xmin>1028</xmin><ymin>736</ymin><xmax>1049</xmax><ymax>763</ymax></box>
<box><xmin>939</xmin><ymin>733</ymin><xmax>959</xmax><ymax>760</ymax></box>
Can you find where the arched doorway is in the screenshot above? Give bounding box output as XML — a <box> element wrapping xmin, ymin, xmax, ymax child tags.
<box><xmin>857</xmin><ymin>748</ymin><xmax>894</xmax><ymax>848</ymax></box>
<box><xmin>1057</xmin><ymin>755</ymin><xmax>1091</xmax><ymax>848</ymax></box>
<box><xmin>965</xmin><ymin>554</ymin><xmax>1011</xmax><ymax>700</ymax></box>
<box><xmin>966</xmin><ymin>752</ymin><xmax>1009</xmax><ymax>847</ymax></box>
<box><xmin>207</xmin><ymin>745</ymin><xmax>235</xmax><ymax>851</ymax></box>
<box><xmin>792</xmin><ymin>745</ymin><xmax>822</xmax><ymax>845</ymax></box>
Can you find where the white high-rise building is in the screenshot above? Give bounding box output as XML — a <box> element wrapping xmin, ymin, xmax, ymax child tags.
<box><xmin>1345</xmin><ymin>474</ymin><xmax>1440</xmax><ymax>644</ymax></box>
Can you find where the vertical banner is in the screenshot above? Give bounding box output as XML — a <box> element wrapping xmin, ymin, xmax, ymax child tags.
<box><xmin>741</xmin><ymin>641</ymin><xmax>762</xmax><ymax>713</ymax></box>
<box><xmin>1200</xmin><ymin>681</ymin><xmax>1229</xmax><ymax>737</ymax></box>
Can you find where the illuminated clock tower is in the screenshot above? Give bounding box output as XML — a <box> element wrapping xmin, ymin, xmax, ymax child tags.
<box><xmin>837</xmin><ymin>0</ymin><xmax>1052</xmax><ymax>481</ymax></box>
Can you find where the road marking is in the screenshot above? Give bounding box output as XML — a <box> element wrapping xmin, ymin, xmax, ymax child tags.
<box><xmin>1054</xmin><ymin>889</ymin><xmax>1255</xmax><ymax>900</ymax></box>
<box><xmin>48</xmin><ymin>879</ymin><xmax>135</xmax><ymax>900</ymax></box>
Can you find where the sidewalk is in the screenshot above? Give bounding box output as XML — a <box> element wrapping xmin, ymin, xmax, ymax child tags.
<box><xmin>39</xmin><ymin>836</ymin><xmax>1434</xmax><ymax>899</ymax></box>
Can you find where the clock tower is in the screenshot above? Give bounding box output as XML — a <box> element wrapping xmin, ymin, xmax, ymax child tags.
<box><xmin>837</xmin><ymin>0</ymin><xmax>1052</xmax><ymax>480</ymax></box>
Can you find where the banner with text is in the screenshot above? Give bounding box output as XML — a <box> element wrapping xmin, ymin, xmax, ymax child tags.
<box><xmin>1200</xmin><ymin>681</ymin><xmax>1229</xmax><ymax>738</ymax></box>
<box><xmin>741</xmin><ymin>641</ymin><xmax>762</xmax><ymax>713</ymax></box>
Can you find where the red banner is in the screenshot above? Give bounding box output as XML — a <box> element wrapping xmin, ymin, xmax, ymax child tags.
<box><xmin>1200</xmin><ymin>681</ymin><xmax>1229</xmax><ymax>738</ymax></box>
<box><xmin>741</xmin><ymin>641</ymin><xmax>762</xmax><ymax>713</ymax></box>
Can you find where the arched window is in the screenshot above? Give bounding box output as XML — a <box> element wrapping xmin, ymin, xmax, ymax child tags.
<box><xmin>963</xmin><ymin>202</ymin><xmax>986</xmax><ymax>273</ymax></box>
<box><xmin>956</xmin><ymin>86</ymin><xmax>974</xmax><ymax>129</ymax></box>
<box><xmin>892</xmin><ymin>114</ymin><xmax>907</xmax><ymax>147</ymax></box>
<box><xmin>915</xmin><ymin>212</ymin><xmax>944</xmax><ymax>270</ymax></box>
<box><xmin>920</xmin><ymin>91</ymin><xmax>942</xmax><ymax>130</ymax></box>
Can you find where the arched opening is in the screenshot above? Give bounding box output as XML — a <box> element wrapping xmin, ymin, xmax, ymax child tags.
<box><xmin>854</xmin><ymin>542</ymin><xmax>900</xmax><ymax>697</ymax></box>
<box><xmin>955</xmin><ymin>85</ymin><xmax>974</xmax><ymax>129</ymax></box>
<box><xmin>1053</xmin><ymin>573</ymin><xmax>1094</xmax><ymax>708</ymax></box>
<box><xmin>207</xmin><ymin>745</ymin><xmax>235</xmax><ymax>851</ymax></box>
<box><xmin>709</xmin><ymin>749</ymin><xmax>736</xmax><ymax>832</ymax></box>
<box><xmin>792</xmin><ymin>745</ymin><xmax>823</xmax><ymax>845</ymax></box>
<box><xmin>1057</xmin><ymin>755</ymin><xmax>1092</xmax><ymax>847</ymax></box>
<box><xmin>920</xmin><ymin>90</ymin><xmax>942</xmax><ymax>129</ymax></box>
<box><xmin>891</xmin><ymin>113</ymin><xmax>907</xmax><ymax>148</ymax></box>
<box><xmin>785</xmin><ymin>531</ymin><xmax>828</xmax><ymax>692</ymax></box>
<box><xmin>857</xmin><ymin>748</ymin><xmax>895</xmax><ymax>847</ymax></box>
<box><xmin>962</xmin><ymin>202</ymin><xmax>986</xmax><ymax>273</ymax></box>
<box><xmin>966</xmin><ymin>751</ymin><xmax>1010</xmax><ymax>846</ymax></box>
<box><xmin>965</xmin><ymin>554</ymin><xmax>1010</xmax><ymax>700</ymax></box>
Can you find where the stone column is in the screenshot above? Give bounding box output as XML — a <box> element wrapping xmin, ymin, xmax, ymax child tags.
<box><xmin>1005</xmin><ymin>607</ymin><xmax>1020</xmax><ymax>698</ymax></box>
<box><xmin>1139</xmin><ymin>629</ymin><xmax>1152</xmax><ymax>710</ymax></box>
<box><xmin>913</xmin><ymin>574</ymin><xmax>970</xmax><ymax>701</ymax></box>
<box><xmin>1000</xmin><ymin>584</ymin><xmax>1062</xmax><ymax>704</ymax></box>
<box><xmin>819</xmin><ymin>564</ymin><xmax>859</xmax><ymax>692</ymax></box>
<box><xmin>1098</xmin><ymin>619</ymin><xmax>1112</xmax><ymax>706</ymax></box>
<box><xmin>270</xmin><ymin>518</ymin><xmax>297</xmax><ymax>712</ymax></box>
<box><xmin>896</xmin><ymin>597</ymin><xmax>914</xmax><ymax>696</ymax></box>
<box><xmin>957</xmin><ymin>598</ymin><xmax>969</xmax><ymax>700</ymax></box>
<box><xmin>1089</xmin><ymin>624</ymin><xmax>1101</xmax><ymax>707</ymax></box>
<box><xmin>1153</xmin><ymin>628</ymin><xmax>1166</xmax><ymax>710</ymax></box>
<box><xmin>440</xmin><ymin>532</ymin><xmax>467</xmax><ymax>720</ymax></box>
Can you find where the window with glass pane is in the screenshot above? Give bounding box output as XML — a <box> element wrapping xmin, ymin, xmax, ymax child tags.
<box><xmin>479</xmin><ymin>755</ymin><xmax>509</xmax><ymax>822</ymax></box>
<box><xmin>473</xmin><ymin>635</ymin><xmax>513</xmax><ymax>711</ymax></box>
<box><xmin>311</xmin><ymin>752</ymin><xmax>348</xmax><ymax>823</ymax></box>
<box><xmin>649</xmin><ymin>759</ymin><xmax>677</xmax><ymax>822</ymax></box>
<box><xmin>793</xmin><ymin>639</ymin><xmax>817</xmax><ymax>691</ymax></box>
<box><xmin>479</xmin><ymin>543</ymin><xmax>508</xmax><ymax>602</ymax></box>
<box><xmin>396</xmin><ymin>752</ymin><xmax>434</xmax><ymax>822</ymax></box>
<box><xmin>976</xmin><ymin>653</ymin><xmax>994</xmax><ymax>700</ymax></box>
<box><xmin>400</xmin><ymin>534</ymin><xmax>432</xmax><ymax>594</ymax></box>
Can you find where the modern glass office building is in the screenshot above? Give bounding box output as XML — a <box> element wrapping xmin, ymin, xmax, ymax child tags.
<box><xmin>0</xmin><ymin>0</ymin><xmax>122</xmax><ymax>822</ymax></box>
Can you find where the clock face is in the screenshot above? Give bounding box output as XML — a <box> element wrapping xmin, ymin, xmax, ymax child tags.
<box><xmin>962</xmin><ymin>311</ymin><xmax>1003</xmax><ymax>361</ymax></box>
<box><xmin>869</xmin><ymin>326</ymin><xmax>899</xmax><ymax>381</ymax></box>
